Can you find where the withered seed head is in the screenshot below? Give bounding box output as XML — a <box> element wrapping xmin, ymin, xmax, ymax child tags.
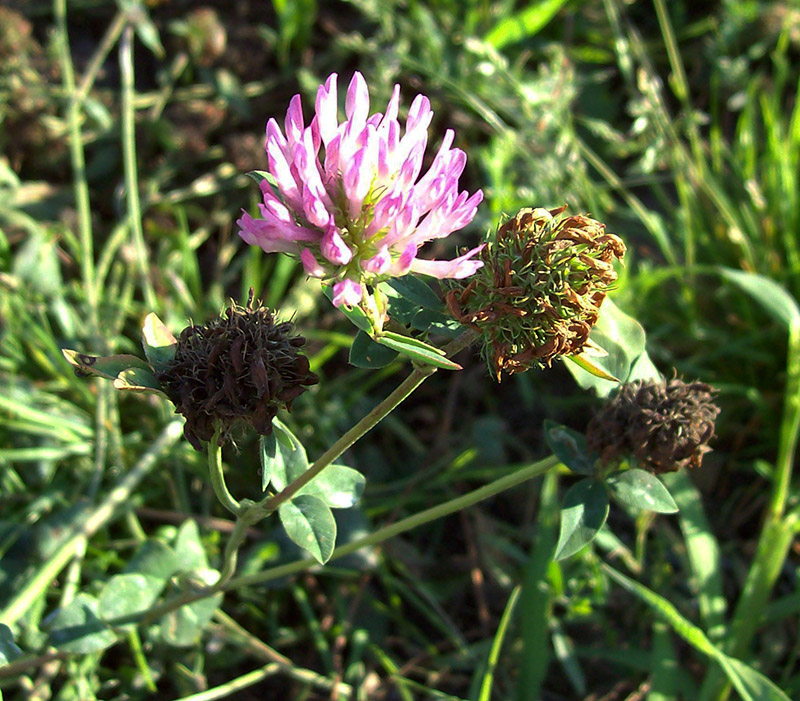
<box><xmin>156</xmin><ymin>299</ymin><xmax>318</xmax><ymax>450</ymax></box>
<box><xmin>585</xmin><ymin>377</ymin><xmax>720</xmax><ymax>474</ymax></box>
<box><xmin>446</xmin><ymin>206</ymin><xmax>625</xmax><ymax>381</ymax></box>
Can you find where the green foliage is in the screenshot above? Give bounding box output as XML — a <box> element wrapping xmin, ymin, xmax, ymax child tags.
<box><xmin>2</xmin><ymin>0</ymin><xmax>799</xmax><ymax>697</ymax></box>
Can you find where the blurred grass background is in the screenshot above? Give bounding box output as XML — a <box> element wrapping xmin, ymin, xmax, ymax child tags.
<box><xmin>1</xmin><ymin>0</ymin><xmax>799</xmax><ymax>698</ymax></box>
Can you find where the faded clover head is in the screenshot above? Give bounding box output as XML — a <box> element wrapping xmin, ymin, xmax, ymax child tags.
<box><xmin>447</xmin><ymin>206</ymin><xmax>626</xmax><ymax>380</ymax></box>
<box><xmin>156</xmin><ymin>299</ymin><xmax>318</xmax><ymax>450</ymax></box>
<box><xmin>237</xmin><ymin>72</ymin><xmax>484</xmax><ymax>318</ymax></box>
<box><xmin>585</xmin><ymin>377</ymin><xmax>720</xmax><ymax>474</ymax></box>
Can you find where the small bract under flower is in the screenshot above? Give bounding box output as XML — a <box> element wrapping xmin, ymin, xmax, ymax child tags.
<box><xmin>237</xmin><ymin>72</ymin><xmax>484</xmax><ymax>309</ymax></box>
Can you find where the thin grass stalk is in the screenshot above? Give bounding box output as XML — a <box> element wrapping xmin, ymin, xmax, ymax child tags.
<box><xmin>120</xmin><ymin>23</ymin><xmax>158</xmax><ymax>311</ymax></box>
<box><xmin>0</xmin><ymin>421</ymin><xmax>183</xmax><ymax>626</ymax></box>
<box><xmin>54</xmin><ymin>0</ymin><xmax>98</xmax><ymax>329</ymax></box>
<box><xmin>699</xmin><ymin>323</ymin><xmax>800</xmax><ymax>700</ymax></box>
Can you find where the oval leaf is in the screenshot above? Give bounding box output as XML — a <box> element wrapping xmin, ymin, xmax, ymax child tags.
<box><xmin>377</xmin><ymin>332</ymin><xmax>461</xmax><ymax>370</ymax></box>
<box><xmin>555</xmin><ymin>479</ymin><xmax>610</xmax><ymax>560</ymax></box>
<box><xmin>142</xmin><ymin>312</ymin><xmax>177</xmax><ymax>372</ymax></box>
<box><xmin>0</xmin><ymin>624</ymin><xmax>23</xmax><ymax>665</ymax></box>
<box><xmin>350</xmin><ymin>331</ymin><xmax>400</xmax><ymax>368</ymax></box>
<box><xmin>98</xmin><ymin>573</ymin><xmax>164</xmax><ymax>630</ymax></box>
<box><xmin>296</xmin><ymin>464</ymin><xmax>366</xmax><ymax>509</ymax></box>
<box><xmin>157</xmin><ymin>568</ymin><xmax>222</xmax><ymax>647</ymax></box>
<box><xmin>279</xmin><ymin>494</ymin><xmax>337</xmax><ymax>564</ymax></box>
<box><xmin>62</xmin><ymin>349</ymin><xmax>151</xmax><ymax>381</ymax></box>
<box><xmin>113</xmin><ymin>366</ymin><xmax>165</xmax><ymax>395</ymax></box>
<box><xmin>543</xmin><ymin>420</ymin><xmax>597</xmax><ymax>475</ymax></box>
<box><xmin>48</xmin><ymin>593</ymin><xmax>116</xmax><ymax>654</ymax></box>
<box><xmin>607</xmin><ymin>469</ymin><xmax>678</xmax><ymax>514</ymax></box>
<box><xmin>564</xmin><ymin>299</ymin><xmax>650</xmax><ymax>397</ymax></box>
<box><xmin>265</xmin><ymin>419</ymin><xmax>310</xmax><ymax>492</ymax></box>
<box><xmin>383</xmin><ymin>276</ymin><xmax>442</xmax><ymax>310</ymax></box>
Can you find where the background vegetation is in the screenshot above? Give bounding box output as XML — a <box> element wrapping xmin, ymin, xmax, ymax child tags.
<box><xmin>1</xmin><ymin>0</ymin><xmax>799</xmax><ymax>698</ymax></box>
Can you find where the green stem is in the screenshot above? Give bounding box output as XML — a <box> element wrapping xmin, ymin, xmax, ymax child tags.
<box><xmin>54</xmin><ymin>0</ymin><xmax>98</xmax><ymax>329</ymax></box>
<box><xmin>0</xmin><ymin>421</ymin><xmax>183</xmax><ymax>626</ymax></box>
<box><xmin>120</xmin><ymin>22</ymin><xmax>157</xmax><ymax>311</ymax></box>
<box><xmin>254</xmin><ymin>331</ymin><xmax>475</xmax><ymax>519</ymax></box>
<box><xmin>699</xmin><ymin>323</ymin><xmax>800</xmax><ymax>701</ymax></box>
<box><xmin>207</xmin><ymin>430</ymin><xmax>241</xmax><ymax>516</ymax></box>
<box><xmin>125</xmin><ymin>455</ymin><xmax>559</xmax><ymax>627</ymax></box>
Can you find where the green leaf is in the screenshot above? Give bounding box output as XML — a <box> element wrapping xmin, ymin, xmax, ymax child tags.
<box><xmin>142</xmin><ymin>312</ymin><xmax>177</xmax><ymax>372</ymax></box>
<box><xmin>279</xmin><ymin>494</ymin><xmax>337</xmax><ymax>564</ymax></box>
<box><xmin>98</xmin><ymin>574</ymin><xmax>164</xmax><ymax>630</ymax></box>
<box><xmin>246</xmin><ymin>170</ymin><xmax>279</xmax><ymax>189</ymax></box>
<box><xmin>565</xmin><ymin>299</ymin><xmax>656</xmax><ymax>397</ymax></box>
<box><xmin>377</xmin><ymin>332</ymin><xmax>461</xmax><ymax>370</ymax></box>
<box><xmin>157</xmin><ymin>568</ymin><xmax>223</xmax><ymax>647</ymax></box>
<box><xmin>124</xmin><ymin>540</ymin><xmax>181</xmax><ymax>581</ymax></box>
<box><xmin>172</xmin><ymin>519</ymin><xmax>208</xmax><ymax>572</ymax></box>
<box><xmin>295</xmin><ymin>464</ymin><xmax>366</xmax><ymax>509</ymax></box>
<box><xmin>264</xmin><ymin>419</ymin><xmax>310</xmax><ymax>491</ymax></box>
<box><xmin>127</xmin><ymin>1</ymin><xmax>165</xmax><ymax>57</ymax></box>
<box><xmin>543</xmin><ymin>420</ymin><xmax>597</xmax><ymax>475</ymax></box>
<box><xmin>484</xmin><ymin>0</ymin><xmax>569</xmax><ymax>48</ymax></box>
<box><xmin>555</xmin><ymin>479</ymin><xmax>609</xmax><ymax>560</ymax></box>
<box><xmin>661</xmin><ymin>471</ymin><xmax>726</xmax><ymax>640</ymax></box>
<box><xmin>48</xmin><ymin>593</ymin><xmax>116</xmax><ymax>654</ymax></box>
<box><xmin>718</xmin><ymin>267</ymin><xmax>800</xmax><ymax>329</ymax></box>
<box><xmin>322</xmin><ymin>284</ymin><xmax>372</xmax><ymax>332</ymax></box>
<box><xmin>720</xmin><ymin>656</ymin><xmax>791</xmax><ymax>701</ymax></box>
<box><xmin>62</xmin><ymin>349</ymin><xmax>151</xmax><ymax>382</ymax></box>
<box><xmin>383</xmin><ymin>276</ymin><xmax>442</xmax><ymax>310</ymax></box>
<box><xmin>603</xmin><ymin>564</ymin><xmax>791</xmax><ymax>701</ymax></box>
<box><xmin>349</xmin><ymin>331</ymin><xmax>399</xmax><ymax>368</ymax></box>
<box><xmin>260</xmin><ymin>432</ymin><xmax>278</xmax><ymax>492</ymax></box>
<box><xmin>0</xmin><ymin>624</ymin><xmax>22</xmax><ymax>665</ymax></box>
<box><xmin>565</xmin><ymin>351</ymin><xmax>619</xmax><ymax>382</ymax></box>
<box><xmin>113</xmin><ymin>366</ymin><xmax>165</xmax><ymax>395</ymax></box>
<box><xmin>606</xmin><ymin>469</ymin><xmax>678</xmax><ymax>514</ymax></box>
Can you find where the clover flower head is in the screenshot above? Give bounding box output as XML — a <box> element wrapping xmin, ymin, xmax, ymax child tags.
<box><xmin>446</xmin><ymin>206</ymin><xmax>626</xmax><ymax>380</ymax></box>
<box><xmin>585</xmin><ymin>377</ymin><xmax>720</xmax><ymax>473</ymax></box>
<box><xmin>237</xmin><ymin>72</ymin><xmax>484</xmax><ymax>311</ymax></box>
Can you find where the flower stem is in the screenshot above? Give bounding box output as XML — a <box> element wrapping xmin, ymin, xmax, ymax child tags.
<box><xmin>230</xmin><ymin>454</ymin><xmax>559</xmax><ymax>590</ymax></box>
<box><xmin>105</xmin><ymin>454</ymin><xmax>559</xmax><ymax>630</ymax></box>
<box><xmin>207</xmin><ymin>430</ymin><xmax>241</xmax><ymax>516</ymax></box>
<box><xmin>254</xmin><ymin>330</ymin><xmax>475</xmax><ymax>518</ymax></box>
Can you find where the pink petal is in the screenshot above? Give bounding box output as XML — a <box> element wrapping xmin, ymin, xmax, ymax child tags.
<box><xmin>345</xmin><ymin>72</ymin><xmax>369</xmax><ymax>129</ymax></box>
<box><xmin>300</xmin><ymin>248</ymin><xmax>326</xmax><ymax>277</ymax></box>
<box><xmin>409</xmin><ymin>244</ymin><xmax>485</xmax><ymax>279</ymax></box>
<box><xmin>315</xmin><ymin>73</ymin><xmax>339</xmax><ymax>147</ymax></box>
<box><xmin>392</xmin><ymin>243</ymin><xmax>418</xmax><ymax>276</ymax></box>
<box><xmin>321</xmin><ymin>223</ymin><xmax>353</xmax><ymax>265</ymax></box>
<box><xmin>332</xmin><ymin>279</ymin><xmax>363</xmax><ymax>307</ymax></box>
<box><xmin>284</xmin><ymin>94</ymin><xmax>305</xmax><ymax>148</ymax></box>
<box><xmin>362</xmin><ymin>245</ymin><xmax>391</xmax><ymax>275</ymax></box>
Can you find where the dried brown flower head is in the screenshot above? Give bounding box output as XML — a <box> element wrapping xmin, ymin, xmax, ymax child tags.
<box><xmin>156</xmin><ymin>299</ymin><xmax>318</xmax><ymax>449</ymax></box>
<box><xmin>585</xmin><ymin>377</ymin><xmax>720</xmax><ymax>473</ymax></box>
<box><xmin>447</xmin><ymin>206</ymin><xmax>625</xmax><ymax>380</ymax></box>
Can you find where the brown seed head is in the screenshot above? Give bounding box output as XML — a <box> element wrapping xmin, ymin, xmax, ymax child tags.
<box><xmin>585</xmin><ymin>377</ymin><xmax>720</xmax><ymax>473</ymax></box>
<box><xmin>156</xmin><ymin>300</ymin><xmax>318</xmax><ymax>450</ymax></box>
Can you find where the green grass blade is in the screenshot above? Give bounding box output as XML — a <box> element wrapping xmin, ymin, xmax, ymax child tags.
<box><xmin>477</xmin><ymin>585</ymin><xmax>521</xmax><ymax>701</ymax></box>
<box><xmin>661</xmin><ymin>471</ymin><xmax>726</xmax><ymax>641</ymax></box>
